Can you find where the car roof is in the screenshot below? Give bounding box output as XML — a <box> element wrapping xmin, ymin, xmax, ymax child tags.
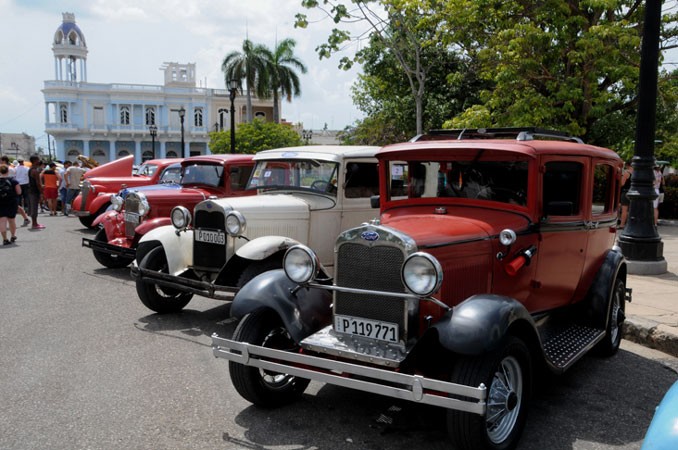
<box><xmin>182</xmin><ymin>154</ymin><xmax>253</xmax><ymax>165</ymax></box>
<box><xmin>253</xmin><ymin>145</ymin><xmax>381</xmax><ymax>163</ymax></box>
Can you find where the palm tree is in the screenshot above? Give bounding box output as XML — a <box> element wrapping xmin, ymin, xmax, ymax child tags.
<box><xmin>221</xmin><ymin>39</ymin><xmax>271</xmax><ymax>123</ymax></box>
<box><xmin>266</xmin><ymin>38</ymin><xmax>307</xmax><ymax>124</ymax></box>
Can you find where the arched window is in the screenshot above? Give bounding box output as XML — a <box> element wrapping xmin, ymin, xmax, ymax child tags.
<box><xmin>120</xmin><ymin>106</ymin><xmax>130</xmax><ymax>125</ymax></box>
<box><xmin>218</xmin><ymin>108</ymin><xmax>228</xmax><ymax>130</ymax></box>
<box><xmin>145</xmin><ymin>107</ymin><xmax>156</xmax><ymax>126</ymax></box>
<box><xmin>166</xmin><ymin>151</ymin><xmax>178</xmax><ymax>158</ymax></box>
<box><xmin>142</xmin><ymin>151</ymin><xmax>153</xmax><ymax>162</ymax></box>
<box><xmin>92</xmin><ymin>149</ymin><xmax>107</xmax><ymax>165</ymax></box>
<box><xmin>67</xmin><ymin>149</ymin><xmax>79</xmax><ymax>159</ymax></box>
<box><xmin>60</xmin><ymin>105</ymin><xmax>68</xmax><ymax>123</ymax></box>
<box><xmin>255</xmin><ymin>111</ymin><xmax>266</xmax><ymax>119</ymax></box>
<box><xmin>118</xmin><ymin>150</ymin><xmax>130</xmax><ymax>158</ymax></box>
<box><xmin>194</xmin><ymin>108</ymin><xmax>203</xmax><ymax>127</ymax></box>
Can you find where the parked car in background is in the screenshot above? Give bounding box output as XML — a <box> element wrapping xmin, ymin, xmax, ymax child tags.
<box><xmin>82</xmin><ymin>154</ymin><xmax>254</xmax><ymax>269</ymax></box>
<box><xmin>71</xmin><ymin>156</ymin><xmax>182</xmax><ymax>228</ymax></box>
<box><xmin>213</xmin><ymin>128</ymin><xmax>630</xmax><ymax>450</ymax></box>
<box><xmin>131</xmin><ymin>145</ymin><xmax>381</xmax><ymax>314</ymax></box>
<box><xmin>641</xmin><ymin>380</ymin><xmax>678</xmax><ymax>450</ymax></box>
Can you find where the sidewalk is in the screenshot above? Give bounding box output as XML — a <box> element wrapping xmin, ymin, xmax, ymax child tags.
<box><xmin>623</xmin><ymin>220</ymin><xmax>678</xmax><ymax>357</ymax></box>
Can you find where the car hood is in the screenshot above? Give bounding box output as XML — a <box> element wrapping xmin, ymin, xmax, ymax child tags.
<box><xmin>215</xmin><ymin>194</ymin><xmax>312</xmax><ymax>219</ymax></box>
<box><xmin>125</xmin><ymin>183</ymin><xmax>182</xmax><ymax>194</ymax></box>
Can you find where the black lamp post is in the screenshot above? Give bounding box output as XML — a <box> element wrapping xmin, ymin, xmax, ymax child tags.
<box><xmin>228</xmin><ymin>80</ymin><xmax>238</xmax><ymax>154</ymax></box>
<box><xmin>149</xmin><ymin>124</ymin><xmax>157</xmax><ymax>159</ymax></box>
<box><xmin>178</xmin><ymin>106</ymin><xmax>186</xmax><ymax>158</ymax></box>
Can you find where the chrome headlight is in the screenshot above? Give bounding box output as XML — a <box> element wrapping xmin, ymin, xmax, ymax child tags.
<box><xmin>110</xmin><ymin>195</ymin><xmax>124</xmax><ymax>211</ymax></box>
<box><xmin>402</xmin><ymin>252</ymin><xmax>443</xmax><ymax>296</ymax></box>
<box><xmin>136</xmin><ymin>193</ymin><xmax>150</xmax><ymax>217</ymax></box>
<box><xmin>225</xmin><ymin>211</ymin><xmax>246</xmax><ymax>236</ymax></box>
<box><xmin>284</xmin><ymin>245</ymin><xmax>319</xmax><ymax>284</ymax></box>
<box><xmin>170</xmin><ymin>206</ymin><xmax>191</xmax><ymax>230</ymax></box>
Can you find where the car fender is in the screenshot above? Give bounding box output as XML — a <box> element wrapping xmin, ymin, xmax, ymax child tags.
<box><xmin>235</xmin><ymin>235</ymin><xmax>302</xmax><ymax>261</ymax></box>
<box><xmin>135</xmin><ymin>217</ymin><xmax>171</xmax><ymax>238</ymax></box>
<box><xmin>137</xmin><ymin>226</ymin><xmax>194</xmax><ymax>275</ymax></box>
<box><xmin>93</xmin><ymin>210</ymin><xmax>123</xmax><ymax>235</ymax></box>
<box><xmin>585</xmin><ymin>247</ymin><xmax>626</xmax><ymax>330</ymax></box>
<box><xmin>431</xmin><ymin>294</ymin><xmax>536</xmax><ymax>356</ymax></box>
<box><xmin>88</xmin><ymin>193</ymin><xmax>113</xmax><ymax>214</ymax></box>
<box><xmin>231</xmin><ymin>269</ymin><xmax>333</xmax><ymax>343</ymax></box>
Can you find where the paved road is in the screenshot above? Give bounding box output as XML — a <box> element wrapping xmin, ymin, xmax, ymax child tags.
<box><xmin>1</xmin><ymin>214</ymin><xmax>677</xmax><ymax>450</ymax></box>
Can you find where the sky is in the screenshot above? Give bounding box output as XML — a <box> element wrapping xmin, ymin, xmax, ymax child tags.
<box><xmin>0</xmin><ymin>0</ymin><xmax>367</xmax><ymax>151</ymax></box>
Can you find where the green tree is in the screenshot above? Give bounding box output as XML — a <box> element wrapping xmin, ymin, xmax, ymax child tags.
<box><xmin>221</xmin><ymin>39</ymin><xmax>272</xmax><ymax>123</ymax></box>
<box><xmin>266</xmin><ymin>38</ymin><xmax>308</xmax><ymax>123</ymax></box>
<box><xmin>209</xmin><ymin>120</ymin><xmax>303</xmax><ymax>154</ymax></box>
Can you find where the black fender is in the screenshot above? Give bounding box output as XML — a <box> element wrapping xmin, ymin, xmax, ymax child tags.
<box><xmin>585</xmin><ymin>247</ymin><xmax>627</xmax><ymax>329</ymax></box>
<box><xmin>136</xmin><ymin>239</ymin><xmax>161</xmax><ymax>264</ymax></box>
<box><xmin>431</xmin><ymin>294</ymin><xmax>537</xmax><ymax>356</ymax></box>
<box><xmin>231</xmin><ymin>269</ymin><xmax>333</xmax><ymax>343</ymax></box>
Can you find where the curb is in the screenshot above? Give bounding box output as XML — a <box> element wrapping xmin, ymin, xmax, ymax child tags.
<box><xmin>624</xmin><ymin>315</ymin><xmax>678</xmax><ymax>358</ymax></box>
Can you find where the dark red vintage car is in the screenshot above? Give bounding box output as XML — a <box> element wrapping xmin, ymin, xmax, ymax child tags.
<box><xmin>82</xmin><ymin>154</ymin><xmax>254</xmax><ymax>268</ymax></box>
<box><xmin>72</xmin><ymin>156</ymin><xmax>182</xmax><ymax>228</ymax></box>
<box><xmin>213</xmin><ymin>128</ymin><xmax>630</xmax><ymax>450</ymax></box>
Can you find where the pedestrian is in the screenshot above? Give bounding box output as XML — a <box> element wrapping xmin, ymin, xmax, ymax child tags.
<box><xmin>58</xmin><ymin>160</ymin><xmax>71</xmax><ymax>215</ymax></box>
<box><xmin>64</xmin><ymin>161</ymin><xmax>86</xmax><ymax>216</ymax></box>
<box><xmin>14</xmin><ymin>158</ymin><xmax>30</xmax><ymax>215</ymax></box>
<box><xmin>41</xmin><ymin>162</ymin><xmax>60</xmax><ymax>216</ymax></box>
<box><xmin>27</xmin><ymin>155</ymin><xmax>45</xmax><ymax>230</ymax></box>
<box><xmin>620</xmin><ymin>162</ymin><xmax>633</xmax><ymax>228</ymax></box>
<box><xmin>0</xmin><ymin>163</ymin><xmax>21</xmax><ymax>245</ymax></box>
<box><xmin>653</xmin><ymin>165</ymin><xmax>664</xmax><ymax>226</ymax></box>
<box><xmin>1</xmin><ymin>156</ymin><xmax>31</xmax><ymax>226</ymax></box>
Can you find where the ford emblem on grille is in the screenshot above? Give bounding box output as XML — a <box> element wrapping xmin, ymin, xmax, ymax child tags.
<box><xmin>361</xmin><ymin>230</ymin><xmax>379</xmax><ymax>241</ymax></box>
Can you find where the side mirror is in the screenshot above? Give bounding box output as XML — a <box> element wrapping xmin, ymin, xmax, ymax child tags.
<box><xmin>370</xmin><ymin>195</ymin><xmax>380</xmax><ymax>209</ymax></box>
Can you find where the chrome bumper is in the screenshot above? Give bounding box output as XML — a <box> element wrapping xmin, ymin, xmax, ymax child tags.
<box><xmin>131</xmin><ymin>264</ymin><xmax>237</xmax><ymax>301</ymax></box>
<box><xmin>73</xmin><ymin>210</ymin><xmax>91</xmax><ymax>217</ymax></box>
<box><xmin>212</xmin><ymin>334</ymin><xmax>487</xmax><ymax>415</ymax></box>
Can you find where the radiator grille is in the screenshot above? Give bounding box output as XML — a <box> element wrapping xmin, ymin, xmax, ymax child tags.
<box><xmin>79</xmin><ymin>181</ymin><xmax>91</xmax><ymax>212</ymax></box>
<box><xmin>193</xmin><ymin>209</ymin><xmax>226</xmax><ymax>269</ymax></box>
<box><xmin>124</xmin><ymin>195</ymin><xmax>140</xmax><ymax>237</ymax></box>
<box><xmin>334</xmin><ymin>243</ymin><xmax>408</xmax><ymax>338</ymax></box>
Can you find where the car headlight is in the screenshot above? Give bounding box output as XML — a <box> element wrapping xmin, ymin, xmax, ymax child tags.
<box><xmin>170</xmin><ymin>206</ymin><xmax>191</xmax><ymax>230</ymax></box>
<box><xmin>110</xmin><ymin>195</ymin><xmax>123</xmax><ymax>211</ymax></box>
<box><xmin>283</xmin><ymin>245</ymin><xmax>319</xmax><ymax>284</ymax></box>
<box><xmin>225</xmin><ymin>211</ymin><xmax>246</xmax><ymax>236</ymax></box>
<box><xmin>133</xmin><ymin>193</ymin><xmax>150</xmax><ymax>217</ymax></box>
<box><xmin>402</xmin><ymin>252</ymin><xmax>443</xmax><ymax>296</ymax></box>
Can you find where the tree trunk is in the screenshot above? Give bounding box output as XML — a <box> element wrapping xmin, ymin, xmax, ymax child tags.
<box><xmin>273</xmin><ymin>90</ymin><xmax>280</xmax><ymax>123</ymax></box>
<box><xmin>246</xmin><ymin>89</ymin><xmax>253</xmax><ymax>123</ymax></box>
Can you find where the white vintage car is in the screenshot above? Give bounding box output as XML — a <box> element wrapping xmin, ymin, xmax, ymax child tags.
<box><xmin>131</xmin><ymin>145</ymin><xmax>380</xmax><ymax>313</ymax></box>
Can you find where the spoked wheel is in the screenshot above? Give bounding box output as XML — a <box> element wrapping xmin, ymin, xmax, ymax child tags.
<box><xmin>595</xmin><ymin>278</ymin><xmax>626</xmax><ymax>356</ymax></box>
<box><xmin>448</xmin><ymin>336</ymin><xmax>531</xmax><ymax>450</ymax></box>
<box><xmin>135</xmin><ymin>246</ymin><xmax>193</xmax><ymax>314</ymax></box>
<box><xmin>229</xmin><ymin>308</ymin><xmax>310</xmax><ymax>408</ymax></box>
<box><xmin>91</xmin><ymin>228</ymin><xmax>135</xmax><ymax>269</ymax></box>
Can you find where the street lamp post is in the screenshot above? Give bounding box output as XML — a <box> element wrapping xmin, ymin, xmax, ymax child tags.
<box><xmin>149</xmin><ymin>124</ymin><xmax>158</xmax><ymax>159</ymax></box>
<box><xmin>228</xmin><ymin>80</ymin><xmax>238</xmax><ymax>154</ymax></box>
<box><xmin>178</xmin><ymin>106</ymin><xmax>186</xmax><ymax>158</ymax></box>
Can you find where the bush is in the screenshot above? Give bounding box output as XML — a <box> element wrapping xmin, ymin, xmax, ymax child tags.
<box><xmin>209</xmin><ymin>120</ymin><xmax>303</xmax><ymax>154</ymax></box>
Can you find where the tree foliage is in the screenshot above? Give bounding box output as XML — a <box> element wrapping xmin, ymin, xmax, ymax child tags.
<box><xmin>209</xmin><ymin>120</ymin><xmax>303</xmax><ymax>154</ymax></box>
<box><xmin>222</xmin><ymin>39</ymin><xmax>272</xmax><ymax>123</ymax></box>
<box><xmin>267</xmin><ymin>39</ymin><xmax>308</xmax><ymax>123</ymax></box>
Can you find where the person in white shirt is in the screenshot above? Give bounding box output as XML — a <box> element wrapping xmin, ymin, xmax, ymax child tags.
<box><xmin>14</xmin><ymin>159</ymin><xmax>30</xmax><ymax>214</ymax></box>
<box><xmin>58</xmin><ymin>160</ymin><xmax>71</xmax><ymax>216</ymax></box>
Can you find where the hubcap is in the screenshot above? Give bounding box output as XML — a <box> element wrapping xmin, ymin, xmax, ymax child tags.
<box><xmin>486</xmin><ymin>355</ymin><xmax>523</xmax><ymax>444</ymax></box>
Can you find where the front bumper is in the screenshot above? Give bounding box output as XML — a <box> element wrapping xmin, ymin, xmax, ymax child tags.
<box><xmin>73</xmin><ymin>210</ymin><xmax>91</xmax><ymax>217</ymax></box>
<box><xmin>212</xmin><ymin>334</ymin><xmax>487</xmax><ymax>415</ymax></box>
<box><xmin>130</xmin><ymin>263</ymin><xmax>238</xmax><ymax>301</ymax></box>
<box><xmin>82</xmin><ymin>237</ymin><xmax>136</xmax><ymax>259</ymax></box>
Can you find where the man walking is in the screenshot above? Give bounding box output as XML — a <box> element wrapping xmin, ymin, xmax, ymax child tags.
<box><xmin>14</xmin><ymin>159</ymin><xmax>31</xmax><ymax>225</ymax></box>
<box><xmin>27</xmin><ymin>155</ymin><xmax>45</xmax><ymax>230</ymax></box>
<box><xmin>64</xmin><ymin>161</ymin><xmax>86</xmax><ymax>216</ymax></box>
<box><xmin>58</xmin><ymin>160</ymin><xmax>71</xmax><ymax>215</ymax></box>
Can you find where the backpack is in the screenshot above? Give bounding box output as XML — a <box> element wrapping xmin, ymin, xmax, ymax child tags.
<box><xmin>0</xmin><ymin>178</ymin><xmax>14</xmax><ymax>203</ymax></box>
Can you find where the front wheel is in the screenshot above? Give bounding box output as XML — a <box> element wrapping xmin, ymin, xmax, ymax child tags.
<box><xmin>229</xmin><ymin>309</ymin><xmax>310</xmax><ymax>408</ymax></box>
<box><xmin>92</xmin><ymin>228</ymin><xmax>134</xmax><ymax>269</ymax></box>
<box><xmin>136</xmin><ymin>246</ymin><xmax>193</xmax><ymax>313</ymax></box>
<box><xmin>595</xmin><ymin>278</ymin><xmax>626</xmax><ymax>356</ymax></box>
<box><xmin>448</xmin><ymin>336</ymin><xmax>531</xmax><ymax>450</ymax></box>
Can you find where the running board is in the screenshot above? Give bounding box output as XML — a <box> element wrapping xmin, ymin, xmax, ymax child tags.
<box><xmin>542</xmin><ymin>324</ymin><xmax>605</xmax><ymax>372</ymax></box>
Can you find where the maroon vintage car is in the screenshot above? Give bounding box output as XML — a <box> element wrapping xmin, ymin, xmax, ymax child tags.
<box><xmin>72</xmin><ymin>156</ymin><xmax>182</xmax><ymax>228</ymax></box>
<box><xmin>214</xmin><ymin>128</ymin><xmax>630</xmax><ymax>450</ymax></box>
<box><xmin>82</xmin><ymin>154</ymin><xmax>255</xmax><ymax>268</ymax></box>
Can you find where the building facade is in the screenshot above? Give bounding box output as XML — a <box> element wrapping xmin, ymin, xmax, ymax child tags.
<box><xmin>0</xmin><ymin>133</ymin><xmax>36</xmax><ymax>162</ymax></box>
<box><xmin>43</xmin><ymin>13</ymin><xmax>275</xmax><ymax>165</ymax></box>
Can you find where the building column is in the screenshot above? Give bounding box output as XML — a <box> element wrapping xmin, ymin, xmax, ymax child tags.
<box><xmin>160</xmin><ymin>141</ymin><xmax>166</xmax><ymax>159</ymax></box>
<box><xmin>83</xmin><ymin>140</ymin><xmax>90</xmax><ymax>158</ymax></box>
<box><xmin>134</xmin><ymin>140</ymin><xmax>142</xmax><ymax>165</ymax></box>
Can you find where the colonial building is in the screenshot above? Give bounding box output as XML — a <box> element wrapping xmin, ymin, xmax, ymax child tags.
<box><xmin>43</xmin><ymin>13</ymin><xmax>275</xmax><ymax>165</ymax></box>
<box><xmin>0</xmin><ymin>133</ymin><xmax>36</xmax><ymax>161</ymax></box>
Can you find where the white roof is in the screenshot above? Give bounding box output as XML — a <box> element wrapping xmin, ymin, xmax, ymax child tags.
<box><xmin>253</xmin><ymin>145</ymin><xmax>380</xmax><ymax>163</ymax></box>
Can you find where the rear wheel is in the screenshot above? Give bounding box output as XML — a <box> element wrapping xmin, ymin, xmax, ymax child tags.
<box><xmin>136</xmin><ymin>246</ymin><xmax>193</xmax><ymax>313</ymax></box>
<box><xmin>595</xmin><ymin>278</ymin><xmax>626</xmax><ymax>356</ymax></box>
<box><xmin>448</xmin><ymin>336</ymin><xmax>531</xmax><ymax>450</ymax></box>
<box><xmin>229</xmin><ymin>309</ymin><xmax>310</xmax><ymax>407</ymax></box>
<box><xmin>91</xmin><ymin>228</ymin><xmax>134</xmax><ymax>268</ymax></box>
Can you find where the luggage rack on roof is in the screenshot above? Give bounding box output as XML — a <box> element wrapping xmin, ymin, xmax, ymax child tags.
<box><xmin>411</xmin><ymin>127</ymin><xmax>584</xmax><ymax>144</ymax></box>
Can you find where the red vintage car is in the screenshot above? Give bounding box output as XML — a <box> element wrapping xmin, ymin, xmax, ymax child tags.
<box><xmin>72</xmin><ymin>156</ymin><xmax>182</xmax><ymax>228</ymax></box>
<box><xmin>82</xmin><ymin>154</ymin><xmax>254</xmax><ymax>268</ymax></box>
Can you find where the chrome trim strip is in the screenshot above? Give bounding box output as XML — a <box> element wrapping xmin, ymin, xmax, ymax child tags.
<box><xmin>212</xmin><ymin>334</ymin><xmax>486</xmax><ymax>415</ymax></box>
<box><xmin>304</xmin><ymin>282</ymin><xmax>450</xmax><ymax>310</ymax></box>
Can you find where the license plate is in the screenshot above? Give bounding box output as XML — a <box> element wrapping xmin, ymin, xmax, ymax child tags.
<box><xmin>334</xmin><ymin>315</ymin><xmax>399</xmax><ymax>343</ymax></box>
<box><xmin>195</xmin><ymin>229</ymin><xmax>226</xmax><ymax>245</ymax></box>
<box><xmin>125</xmin><ymin>212</ymin><xmax>139</xmax><ymax>224</ymax></box>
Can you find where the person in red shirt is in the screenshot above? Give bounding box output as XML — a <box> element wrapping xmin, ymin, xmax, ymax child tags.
<box><xmin>40</xmin><ymin>162</ymin><xmax>60</xmax><ymax>216</ymax></box>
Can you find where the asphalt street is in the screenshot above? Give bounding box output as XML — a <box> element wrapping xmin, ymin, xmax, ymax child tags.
<box><xmin>1</xmin><ymin>213</ymin><xmax>677</xmax><ymax>450</ymax></box>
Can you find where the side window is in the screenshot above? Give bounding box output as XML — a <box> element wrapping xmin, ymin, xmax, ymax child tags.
<box><xmin>344</xmin><ymin>162</ymin><xmax>379</xmax><ymax>198</ymax></box>
<box><xmin>592</xmin><ymin>163</ymin><xmax>614</xmax><ymax>215</ymax></box>
<box><xmin>230</xmin><ymin>165</ymin><xmax>254</xmax><ymax>191</ymax></box>
<box><xmin>543</xmin><ymin>161</ymin><xmax>583</xmax><ymax>216</ymax></box>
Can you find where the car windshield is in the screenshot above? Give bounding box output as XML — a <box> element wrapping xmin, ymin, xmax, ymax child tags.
<box><xmin>181</xmin><ymin>163</ymin><xmax>224</xmax><ymax>187</ymax></box>
<box><xmin>136</xmin><ymin>163</ymin><xmax>159</xmax><ymax>177</ymax></box>
<box><xmin>387</xmin><ymin>158</ymin><xmax>529</xmax><ymax>206</ymax></box>
<box><xmin>247</xmin><ymin>160</ymin><xmax>339</xmax><ymax>196</ymax></box>
<box><xmin>159</xmin><ymin>165</ymin><xmax>182</xmax><ymax>184</ymax></box>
